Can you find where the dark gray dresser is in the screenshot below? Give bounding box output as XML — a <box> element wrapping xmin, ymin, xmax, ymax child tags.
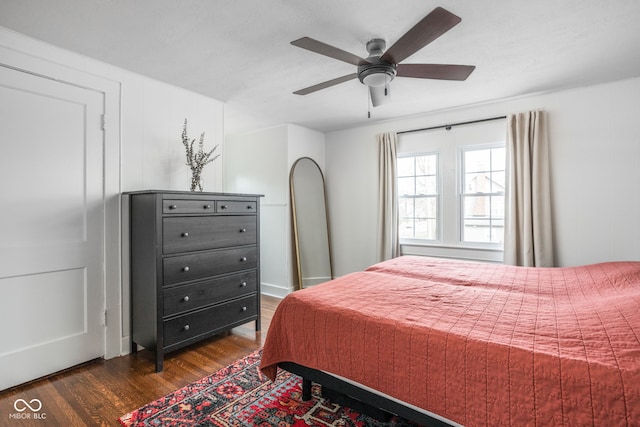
<box><xmin>126</xmin><ymin>190</ymin><xmax>262</xmax><ymax>371</ymax></box>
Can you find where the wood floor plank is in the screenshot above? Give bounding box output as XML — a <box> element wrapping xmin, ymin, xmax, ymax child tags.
<box><xmin>0</xmin><ymin>295</ymin><xmax>280</xmax><ymax>426</ymax></box>
<box><xmin>38</xmin><ymin>382</ymin><xmax>86</xmax><ymax>426</ymax></box>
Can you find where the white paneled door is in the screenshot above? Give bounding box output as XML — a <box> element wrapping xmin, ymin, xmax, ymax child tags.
<box><xmin>0</xmin><ymin>65</ymin><xmax>105</xmax><ymax>390</ymax></box>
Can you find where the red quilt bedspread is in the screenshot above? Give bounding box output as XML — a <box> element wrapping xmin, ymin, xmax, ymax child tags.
<box><xmin>260</xmin><ymin>256</ymin><xmax>640</xmax><ymax>426</ymax></box>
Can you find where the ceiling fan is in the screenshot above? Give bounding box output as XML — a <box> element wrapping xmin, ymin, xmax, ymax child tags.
<box><xmin>291</xmin><ymin>7</ymin><xmax>475</xmax><ymax>107</ymax></box>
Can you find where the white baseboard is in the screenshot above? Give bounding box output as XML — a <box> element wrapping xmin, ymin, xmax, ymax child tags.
<box><xmin>121</xmin><ymin>337</ymin><xmax>132</xmax><ymax>356</ymax></box>
<box><xmin>261</xmin><ymin>282</ymin><xmax>292</xmax><ymax>299</ymax></box>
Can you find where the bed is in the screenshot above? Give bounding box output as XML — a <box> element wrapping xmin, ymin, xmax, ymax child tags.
<box><xmin>260</xmin><ymin>255</ymin><xmax>640</xmax><ymax>426</ymax></box>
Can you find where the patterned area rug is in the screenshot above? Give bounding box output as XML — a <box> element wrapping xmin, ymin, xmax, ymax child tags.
<box><xmin>119</xmin><ymin>349</ymin><xmax>417</xmax><ymax>426</ymax></box>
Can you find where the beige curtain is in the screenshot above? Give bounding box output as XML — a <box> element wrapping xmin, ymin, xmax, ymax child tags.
<box><xmin>504</xmin><ymin>111</ymin><xmax>554</xmax><ymax>267</ymax></box>
<box><xmin>378</xmin><ymin>132</ymin><xmax>400</xmax><ymax>261</ymax></box>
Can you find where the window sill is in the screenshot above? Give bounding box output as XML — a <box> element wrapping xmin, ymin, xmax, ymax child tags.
<box><xmin>400</xmin><ymin>242</ymin><xmax>504</xmax><ymax>263</ymax></box>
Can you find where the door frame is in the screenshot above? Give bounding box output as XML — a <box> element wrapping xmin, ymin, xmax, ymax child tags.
<box><xmin>0</xmin><ymin>35</ymin><xmax>122</xmax><ymax>359</ymax></box>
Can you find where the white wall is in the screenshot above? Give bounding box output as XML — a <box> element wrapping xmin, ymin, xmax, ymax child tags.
<box><xmin>121</xmin><ymin>76</ymin><xmax>224</xmax><ymax>193</ymax></box>
<box><xmin>0</xmin><ymin>27</ymin><xmax>225</xmax><ymax>357</ymax></box>
<box><xmin>226</xmin><ymin>125</ymin><xmax>290</xmax><ymax>297</ymax></box>
<box><xmin>225</xmin><ymin>123</ymin><xmax>325</xmax><ymax>296</ymax></box>
<box><xmin>326</xmin><ymin>77</ymin><xmax>640</xmax><ymax>275</ymax></box>
<box><xmin>288</xmin><ymin>124</ymin><xmax>326</xmax><ymax>170</ymax></box>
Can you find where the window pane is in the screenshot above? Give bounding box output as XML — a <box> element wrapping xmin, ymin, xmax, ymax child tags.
<box><xmin>490</xmin><ymin>225</ymin><xmax>504</xmax><ymax>243</ymax></box>
<box><xmin>465</xmin><ymin>149</ymin><xmax>490</xmax><ymax>173</ymax></box>
<box><xmin>399</xmin><ymin>218</ymin><xmax>414</xmax><ymax>239</ymax></box>
<box><xmin>399</xmin><ymin>198</ymin><xmax>414</xmax><ymax>218</ymax></box>
<box><xmin>416</xmin><ymin>155</ymin><xmax>437</xmax><ymax>175</ymax></box>
<box><xmin>462</xmin><ymin>197</ymin><xmax>505</xmax><ymax>243</ymax></box>
<box><xmin>463</xmin><ymin>219</ymin><xmax>491</xmax><ymax>243</ymax></box>
<box><xmin>492</xmin><ymin>147</ymin><xmax>506</xmax><ymax>170</ymax></box>
<box><xmin>465</xmin><ymin>219</ymin><xmax>505</xmax><ymax>244</ymax></box>
<box><xmin>464</xmin><ymin>195</ymin><xmax>490</xmax><ymax>217</ymax></box>
<box><xmin>415</xmin><ymin>197</ymin><xmax>437</xmax><ymax>219</ymax></box>
<box><xmin>491</xmin><ymin>195</ymin><xmax>505</xmax><ymax>218</ymax></box>
<box><xmin>414</xmin><ymin>218</ymin><xmax>437</xmax><ymax>240</ymax></box>
<box><xmin>416</xmin><ymin>176</ymin><xmax>437</xmax><ymax>195</ymax></box>
<box><xmin>465</xmin><ymin>172</ymin><xmax>492</xmax><ymax>193</ymax></box>
<box><xmin>398</xmin><ymin>177</ymin><xmax>415</xmax><ymax>196</ymax></box>
<box><xmin>397</xmin><ymin>157</ymin><xmax>414</xmax><ymax>177</ymax></box>
<box><xmin>492</xmin><ymin>171</ymin><xmax>505</xmax><ymax>192</ymax></box>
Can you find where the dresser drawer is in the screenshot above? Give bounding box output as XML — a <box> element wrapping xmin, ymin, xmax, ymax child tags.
<box><xmin>163</xmin><ymin>294</ymin><xmax>257</xmax><ymax>347</ymax></box>
<box><xmin>163</xmin><ymin>246</ymin><xmax>257</xmax><ymax>285</ymax></box>
<box><xmin>163</xmin><ymin>216</ymin><xmax>257</xmax><ymax>254</ymax></box>
<box><xmin>163</xmin><ymin>199</ymin><xmax>216</xmax><ymax>214</ymax></box>
<box><xmin>163</xmin><ymin>270</ymin><xmax>257</xmax><ymax>317</ymax></box>
<box><xmin>216</xmin><ymin>200</ymin><xmax>257</xmax><ymax>213</ymax></box>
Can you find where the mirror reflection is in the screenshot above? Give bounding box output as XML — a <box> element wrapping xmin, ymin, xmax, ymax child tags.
<box><xmin>290</xmin><ymin>157</ymin><xmax>333</xmax><ymax>289</ymax></box>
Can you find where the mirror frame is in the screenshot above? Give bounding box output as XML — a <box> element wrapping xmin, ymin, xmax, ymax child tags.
<box><xmin>290</xmin><ymin>157</ymin><xmax>334</xmax><ymax>290</ymax></box>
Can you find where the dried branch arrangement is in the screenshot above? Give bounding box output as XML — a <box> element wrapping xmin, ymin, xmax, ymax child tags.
<box><xmin>181</xmin><ymin>118</ymin><xmax>220</xmax><ymax>191</ymax></box>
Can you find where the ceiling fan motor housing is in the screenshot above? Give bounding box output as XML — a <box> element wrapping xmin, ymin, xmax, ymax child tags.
<box><xmin>358</xmin><ymin>39</ymin><xmax>397</xmax><ymax>87</ymax></box>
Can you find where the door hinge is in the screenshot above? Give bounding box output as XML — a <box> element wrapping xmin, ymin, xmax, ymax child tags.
<box><xmin>104</xmin><ymin>309</ymin><xmax>108</xmax><ymax>326</ymax></box>
<box><xmin>100</xmin><ymin>114</ymin><xmax>106</xmax><ymax>131</ymax></box>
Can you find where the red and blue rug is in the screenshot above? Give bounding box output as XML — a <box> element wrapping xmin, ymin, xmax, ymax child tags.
<box><xmin>119</xmin><ymin>349</ymin><xmax>416</xmax><ymax>426</ymax></box>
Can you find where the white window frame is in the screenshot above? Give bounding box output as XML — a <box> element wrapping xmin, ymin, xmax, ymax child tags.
<box><xmin>458</xmin><ymin>143</ymin><xmax>505</xmax><ymax>249</ymax></box>
<box><xmin>397</xmin><ymin>119</ymin><xmax>506</xmax><ymax>262</ymax></box>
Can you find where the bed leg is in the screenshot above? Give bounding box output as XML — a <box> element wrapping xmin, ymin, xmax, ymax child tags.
<box><xmin>302</xmin><ymin>378</ymin><xmax>312</xmax><ymax>400</ymax></box>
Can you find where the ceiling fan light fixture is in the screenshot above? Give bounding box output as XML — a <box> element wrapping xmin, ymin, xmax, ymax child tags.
<box><xmin>357</xmin><ymin>61</ymin><xmax>397</xmax><ymax>87</ymax></box>
<box><xmin>369</xmin><ymin>84</ymin><xmax>391</xmax><ymax>107</ymax></box>
<box><xmin>362</xmin><ymin>71</ymin><xmax>390</xmax><ymax>87</ymax></box>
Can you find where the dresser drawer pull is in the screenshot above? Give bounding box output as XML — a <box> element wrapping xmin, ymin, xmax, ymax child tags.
<box><xmin>240</xmin><ymin>257</ymin><xmax>247</xmax><ymax>262</ymax></box>
<box><xmin>241</xmin><ymin>306</ymin><xmax>247</xmax><ymax>312</ymax></box>
<box><xmin>183</xmin><ymin>295</ymin><xmax>190</xmax><ymax>302</ymax></box>
<box><xmin>183</xmin><ymin>324</ymin><xmax>190</xmax><ymax>331</ymax></box>
<box><xmin>239</xmin><ymin>228</ymin><xmax>247</xmax><ymax>233</ymax></box>
<box><xmin>220</xmin><ymin>204</ymin><xmax>228</xmax><ymax>210</ymax></box>
<box><xmin>246</xmin><ymin>205</ymin><xmax>254</xmax><ymax>210</ymax></box>
<box><xmin>203</xmin><ymin>204</ymin><xmax>212</xmax><ymax>209</ymax></box>
<box><xmin>182</xmin><ymin>266</ymin><xmax>190</xmax><ymax>272</ymax></box>
<box><xmin>240</xmin><ymin>281</ymin><xmax>247</xmax><ymax>287</ymax></box>
<box><xmin>181</xmin><ymin>232</ymin><xmax>189</xmax><ymax>237</ymax></box>
<box><xmin>169</xmin><ymin>204</ymin><xmax>178</xmax><ymax>210</ymax></box>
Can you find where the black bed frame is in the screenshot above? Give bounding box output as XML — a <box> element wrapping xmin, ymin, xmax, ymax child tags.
<box><xmin>278</xmin><ymin>362</ymin><xmax>454</xmax><ymax>427</ymax></box>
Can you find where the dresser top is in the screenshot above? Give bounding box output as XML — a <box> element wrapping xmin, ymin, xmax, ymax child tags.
<box><xmin>123</xmin><ymin>190</ymin><xmax>263</xmax><ymax>197</ymax></box>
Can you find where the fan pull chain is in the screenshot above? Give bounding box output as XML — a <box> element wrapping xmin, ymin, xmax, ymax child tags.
<box><xmin>367</xmin><ymin>88</ymin><xmax>371</xmax><ymax>119</ymax></box>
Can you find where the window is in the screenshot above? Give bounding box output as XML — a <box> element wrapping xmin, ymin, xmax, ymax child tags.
<box><xmin>398</xmin><ymin>154</ymin><xmax>438</xmax><ymax>240</ymax></box>
<box><xmin>397</xmin><ymin>119</ymin><xmax>506</xmax><ymax>259</ymax></box>
<box><xmin>461</xmin><ymin>146</ymin><xmax>505</xmax><ymax>244</ymax></box>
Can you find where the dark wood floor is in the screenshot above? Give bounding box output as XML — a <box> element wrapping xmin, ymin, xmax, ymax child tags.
<box><xmin>0</xmin><ymin>295</ymin><xmax>280</xmax><ymax>426</ymax></box>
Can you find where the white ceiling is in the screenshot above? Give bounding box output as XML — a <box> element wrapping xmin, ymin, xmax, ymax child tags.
<box><xmin>1</xmin><ymin>0</ymin><xmax>640</xmax><ymax>133</ymax></box>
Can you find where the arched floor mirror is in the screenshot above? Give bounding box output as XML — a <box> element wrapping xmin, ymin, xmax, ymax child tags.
<box><xmin>290</xmin><ymin>157</ymin><xmax>333</xmax><ymax>290</ymax></box>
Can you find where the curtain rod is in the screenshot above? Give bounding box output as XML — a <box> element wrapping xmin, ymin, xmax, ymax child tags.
<box><xmin>397</xmin><ymin>115</ymin><xmax>507</xmax><ymax>135</ymax></box>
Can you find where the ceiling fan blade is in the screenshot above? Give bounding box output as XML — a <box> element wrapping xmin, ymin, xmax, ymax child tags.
<box><xmin>381</xmin><ymin>7</ymin><xmax>461</xmax><ymax>64</ymax></box>
<box><xmin>396</xmin><ymin>64</ymin><xmax>475</xmax><ymax>80</ymax></box>
<box><xmin>369</xmin><ymin>85</ymin><xmax>391</xmax><ymax>107</ymax></box>
<box><xmin>291</xmin><ymin>37</ymin><xmax>370</xmax><ymax>66</ymax></box>
<box><xmin>293</xmin><ymin>73</ymin><xmax>358</xmax><ymax>95</ymax></box>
